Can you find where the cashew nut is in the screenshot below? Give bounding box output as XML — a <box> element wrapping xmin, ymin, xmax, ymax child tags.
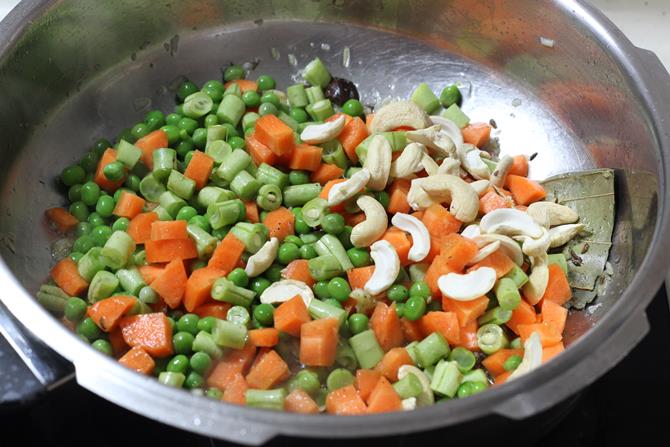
<box><xmin>364</xmin><ymin>240</ymin><xmax>400</xmax><ymax>295</ymax></box>
<box><xmin>407</xmin><ymin>174</ymin><xmax>480</xmax><ymax>222</ymax></box>
<box><xmin>475</xmin><ymin>234</ymin><xmax>524</xmax><ymax>265</ymax></box>
<box><xmin>490</xmin><ymin>155</ymin><xmax>513</xmax><ymax>187</ymax></box>
<box><xmin>397</xmin><ymin>365</ymin><xmax>434</xmax><ymax>406</ymax></box>
<box><xmin>514</xmin><ymin>226</ymin><xmax>551</xmax><ymax>257</ymax></box>
<box><xmin>390</xmin><ymin>142</ymin><xmax>426</xmax><ymax>179</ymax></box>
<box><xmin>406</xmin><ymin>125</ymin><xmax>457</xmax><ymax>158</ymax></box>
<box><xmin>437</xmin><ymin>267</ymin><xmax>497</xmax><ymax>301</ymax></box>
<box><xmin>363</xmin><ymin>135</ymin><xmax>392</xmax><ymax>191</ymax></box>
<box><xmin>522</xmin><ymin>253</ymin><xmax>549</xmax><ymax>304</ymax></box>
<box><xmin>421</xmin><ymin>154</ymin><xmax>440</xmax><ymax>176</ymax></box>
<box><xmin>245</xmin><ymin>237</ymin><xmax>279</xmax><ymax>277</ymax></box>
<box><xmin>260</xmin><ymin>279</ymin><xmax>314</xmax><ymax>306</ymax></box>
<box><xmin>461</xmin><ymin>224</ymin><xmax>481</xmax><ymax>239</ymax></box>
<box><xmin>549</xmin><ymin>223</ymin><xmax>585</xmax><ymax>248</ymax></box>
<box><xmin>391</xmin><ymin>213</ymin><xmax>431</xmax><ymax>262</ymax></box>
<box><xmin>430</xmin><ymin>115</ymin><xmax>465</xmax><ymax>148</ymax></box>
<box><xmin>470</xmin><ymin>179</ymin><xmax>491</xmax><ymax>196</ymax></box>
<box><xmin>459</xmin><ymin>143</ymin><xmax>490</xmax><ymax>180</ymax></box>
<box><xmin>300</xmin><ymin>114</ymin><xmax>346</xmax><ymax>144</ymax></box>
<box><xmin>527</xmin><ymin>202</ymin><xmax>579</xmax><ymax>228</ymax></box>
<box><xmin>437</xmin><ymin>158</ymin><xmax>461</xmax><ymax>176</ymax></box>
<box><xmin>467</xmin><ymin>240</ymin><xmax>502</xmax><ymax>265</ymax></box>
<box><xmin>370</xmin><ymin>100</ymin><xmax>431</xmax><ymax>133</ymax></box>
<box><xmin>508</xmin><ymin>332</ymin><xmax>543</xmax><ymax>381</ymax></box>
<box><xmin>401</xmin><ymin>397</ymin><xmax>417</xmax><ymax>411</ymax></box>
<box><xmin>479</xmin><ymin>208</ymin><xmax>543</xmax><ymax>238</ymax></box>
<box><xmin>327</xmin><ymin>168</ymin><xmax>370</xmax><ymax>206</ymax></box>
<box><xmin>351</xmin><ymin>195</ymin><xmax>388</xmax><ymax>248</ymax></box>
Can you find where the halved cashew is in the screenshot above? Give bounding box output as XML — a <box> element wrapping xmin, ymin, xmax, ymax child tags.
<box><xmin>470</xmin><ymin>179</ymin><xmax>491</xmax><ymax>196</ymax></box>
<box><xmin>421</xmin><ymin>154</ymin><xmax>440</xmax><ymax>176</ymax></box>
<box><xmin>437</xmin><ymin>158</ymin><xmax>461</xmax><ymax>176</ymax></box>
<box><xmin>300</xmin><ymin>114</ymin><xmax>345</xmax><ymax>144</ymax></box>
<box><xmin>370</xmin><ymin>100</ymin><xmax>431</xmax><ymax>133</ymax></box>
<box><xmin>479</xmin><ymin>208</ymin><xmax>543</xmax><ymax>238</ymax></box>
<box><xmin>327</xmin><ymin>168</ymin><xmax>370</xmax><ymax>206</ymax></box>
<box><xmin>406</xmin><ymin>125</ymin><xmax>456</xmax><ymax>158</ymax></box>
<box><xmin>401</xmin><ymin>397</ymin><xmax>417</xmax><ymax>411</ymax></box>
<box><xmin>351</xmin><ymin>196</ymin><xmax>388</xmax><ymax>248</ymax></box>
<box><xmin>390</xmin><ymin>142</ymin><xmax>426</xmax><ymax>178</ymax></box>
<box><xmin>549</xmin><ymin>223</ymin><xmax>585</xmax><ymax>248</ymax></box>
<box><xmin>364</xmin><ymin>240</ymin><xmax>400</xmax><ymax>295</ymax></box>
<box><xmin>508</xmin><ymin>332</ymin><xmax>543</xmax><ymax>381</ymax></box>
<box><xmin>364</xmin><ymin>135</ymin><xmax>392</xmax><ymax>191</ymax></box>
<box><xmin>407</xmin><ymin>174</ymin><xmax>480</xmax><ymax>222</ymax></box>
<box><xmin>437</xmin><ymin>267</ymin><xmax>497</xmax><ymax>301</ymax></box>
<box><xmin>522</xmin><ymin>254</ymin><xmax>549</xmax><ymax>304</ymax></box>
<box><xmin>468</xmin><ymin>240</ymin><xmax>501</xmax><ymax>265</ymax></box>
<box><xmin>391</xmin><ymin>213</ymin><xmax>431</xmax><ymax>262</ymax></box>
<box><xmin>476</xmin><ymin>234</ymin><xmax>523</xmax><ymax>265</ymax></box>
<box><xmin>527</xmin><ymin>202</ymin><xmax>579</xmax><ymax>228</ymax></box>
<box><xmin>245</xmin><ymin>237</ymin><xmax>278</xmax><ymax>277</ymax></box>
<box><xmin>514</xmin><ymin>227</ymin><xmax>551</xmax><ymax>257</ymax></box>
<box><xmin>461</xmin><ymin>224</ymin><xmax>481</xmax><ymax>239</ymax></box>
<box><xmin>397</xmin><ymin>365</ymin><xmax>434</xmax><ymax>406</ymax></box>
<box><xmin>459</xmin><ymin>143</ymin><xmax>490</xmax><ymax>180</ymax></box>
<box><xmin>260</xmin><ymin>279</ymin><xmax>314</xmax><ymax>306</ymax></box>
<box><xmin>430</xmin><ymin>115</ymin><xmax>464</xmax><ymax>148</ymax></box>
<box><xmin>490</xmin><ymin>155</ymin><xmax>513</xmax><ymax>187</ymax></box>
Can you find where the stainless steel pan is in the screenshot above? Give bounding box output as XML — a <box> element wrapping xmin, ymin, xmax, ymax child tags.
<box><xmin>1</xmin><ymin>0</ymin><xmax>670</xmax><ymax>443</ymax></box>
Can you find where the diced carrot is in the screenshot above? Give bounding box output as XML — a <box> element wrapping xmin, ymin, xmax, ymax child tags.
<box><xmin>112</xmin><ymin>191</ymin><xmax>145</xmax><ymax>219</ymax></box>
<box><xmin>310</xmin><ymin>163</ymin><xmax>344</xmax><ymax>185</ymax></box>
<box><xmin>274</xmin><ymin>295</ymin><xmax>311</xmax><ymax>337</ymax></box>
<box><xmin>248</xmin><ymin>328</ymin><xmax>280</xmax><ymax>347</ymax></box>
<box><xmin>400</xmin><ymin>318</ymin><xmax>424</xmax><ymax>342</ymax></box>
<box><xmin>517</xmin><ymin>322</ymin><xmax>563</xmax><ymax>347</ymax></box>
<box><xmin>108</xmin><ymin>327</ymin><xmax>129</xmax><ymax>355</ymax></box>
<box><xmin>118</xmin><ymin>346</ymin><xmax>155</xmax><ymax>375</ymax></box>
<box><xmin>263</xmin><ymin>207</ymin><xmax>295</xmax><ymax>240</ymax></box>
<box><xmin>347</xmin><ymin>266</ymin><xmax>376</xmax><ymax>291</ymax></box>
<box><xmin>244</xmin><ymin>201</ymin><xmax>259</xmax><ymax>223</ymax></box>
<box><xmin>183</xmin><ymin>150</ymin><xmax>214</xmax><ymax>190</ymax></box>
<box><xmin>207</xmin><ymin>232</ymin><xmax>245</xmax><ymax>273</ymax></box>
<box><xmin>387</xmin><ymin>178</ymin><xmax>411</xmax><ymax>214</ymax></box>
<box><xmin>246</xmin><ymin>133</ymin><xmax>277</xmax><ymax>166</ymax></box>
<box><xmin>344</xmin><ymin>212</ymin><xmax>366</xmax><ymax>227</ymax></box>
<box><xmin>285</xmin><ymin>389</ymin><xmax>320</xmax><ymax>414</ymax></box>
<box><xmin>509</xmin><ymin>155</ymin><xmax>529</xmax><ymax>177</ymax></box>
<box><xmin>224</xmin><ymin>79</ymin><xmax>258</xmax><ymax>93</ymax></box>
<box><xmin>94</xmin><ymin>148</ymin><xmax>124</xmax><ymax>192</ymax></box>
<box><xmin>374</xmin><ymin>347</ymin><xmax>414</xmax><ymax>381</ymax></box>
<box><xmin>481</xmin><ymin>348</ymin><xmax>524</xmax><ymax>376</ymax></box>
<box><xmin>382</xmin><ymin>227</ymin><xmax>412</xmax><ymax>266</ymax></box>
<box><xmin>542</xmin><ymin>342</ymin><xmax>565</xmax><ymax>363</ymax></box>
<box><xmin>541</xmin><ymin>299</ymin><xmax>568</xmax><ymax>335</ymax></box>
<box><xmin>118</xmin><ymin>313</ymin><xmax>173</xmax><ymax>358</ymax></box>
<box><xmin>207</xmin><ymin>344</ymin><xmax>257</xmax><ymax>390</ymax></box>
<box><xmin>365</xmin><ymin>113</ymin><xmax>375</xmax><ymax>133</ymax></box>
<box><xmin>479</xmin><ymin>189</ymin><xmax>513</xmax><ymax>215</ymax></box>
<box><xmin>424</xmin><ymin>234</ymin><xmax>477</xmax><ymax>296</ymax></box>
<box><xmin>150</xmin><ymin>220</ymin><xmax>188</xmax><ymax>241</ymax></box>
<box><xmin>442</xmin><ymin>296</ymin><xmax>490</xmax><ymax>326</ymax></box>
<box><xmin>184</xmin><ymin>267</ymin><xmax>225</xmax><ymax>312</ymax></box>
<box><xmin>370</xmin><ymin>302</ymin><xmax>404</xmax><ymax>352</ymax></box>
<box><xmin>338</xmin><ymin>117</ymin><xmax>369</xmax><ymax>163</ymax></box>
<box><xmin>288</xmin><ymin>144</ymin><xmax>323</xmax><ymax>171</ymax></box>
<box><xmin>245</xmin><ymin>349</ymin><xmax>290</xmax><ymax>389</ymax></box>
<box><xmin>456</xmin><ymin>320</ymin><xmax>480</xmax><ymax>351</ymax></box>
<box><xmin>281</xmin><ymin>259</ymin><xmax>315</xmax><ymax>287</ymax></box>
<box><xmin>300</xmin><ymin>318</ymin><xmax>339</xmax><ymax>367</ymax></box>
<box><xmin>423</xmin><ymin>257</ymin><xmax>454</xmax><ymax>298</ymax></box>
<box><xmin>462</xmin><ymin>123</ymin><xmax>492</xmax><ymax>148</ymax></box>
<box><xmin>468</xmin><ymin>249</ymin><xmax>515</xmax><ymax>278</ymax></box>
<box><xmin>411</xmin><ymin>210</ymin><xmax>425</xmax><ymax>220</ymax></box>
<box><xmin>505</xmin><ymin>175</ymin><xmax>547</xmax><ymax>205</ymax></box>
<box><xmin>127</xmin><ymin>212</ymin><xmax>158</xmax><ymax>244</ymax></box>
<box><xmin>145</xmin><ymin>238</ymin><xmax>198</xmax><ymax>263</ymax></box>
<box><xmin>87</xmin><ymin>295</ymin><xmax>136</xmax><ymax>332</ymax></box>
<box><xmin>367</xmin><ymin>377</ymin><xmax>402</xmax><ymax>413</ymax></box>
<box><xmin>45</xmin><ymin>207</ymin><xmax>79</xmax><ymax>233</ymax></box>
<box><xmin>222</xmin><ymin>372</ymin><xmax>248</xmax><ymax>405</ymax></box>
<box><xmin>319</xmin><ymin>178</ymin><xmax>348</xmax><ymax>213</ymax></box>
<box><xmin>192</xmin><ymin>303</ymin><xmax>230</xmax><ymax>320</ymax></box>
<box><xmin>50</xmin><ymin>258</ymin><xmax>88</xmax><ymax>296</ymax></box>
<box><xmin>138</xmin><ymin>264</ymin><xmax>164</xmax><ymax>285</ymax></box>
<box><xmin>135</xmin><ymin>130</ymin><xmax>168</xmax><ymax>170</ymax></box>
<box><xmin>254</xmin><ymin>114</ymin><xmax>295</xmax><ymax>156</ymax></box>
<box><xmin>541</xmin><ymin>264</ymin><xmax>572</xmax><ymax>306</ymax></box>
<box><xmin>506</xmin><ymin>299</ymin><xmax>538</xmax><ymax>335</ymax></box>
<box><xmin>420</xmin><ymin>311</ymin><xmax>461</xmax><ymax>345</ymax></box>
<box><xmin>326</xmin><ymin>112</ymin><xmax>353</xmax><ymax>126</ymax></box>
<box><xmin>326</xmin><ymin>385</ymin><xmax>367</xmax><ymax>415</ymax></box>
<box><xmin>355</xmin><ymin>369</ymin><xmax>382</xmax><ymax>402</ymax></box>
<box><xmin>421</xmin><ymin>203</ymin><xmax>462</xmax><ymax>244</ymax></box>
<box><xmin>494</xmin><ymin>371</ymin><xmax>511</xmax><ymax>385</ymax></box>
<box><xmin>150</xmin><ymin>258</ymin><xmax>188</xmax><ymax>309</ymax></box>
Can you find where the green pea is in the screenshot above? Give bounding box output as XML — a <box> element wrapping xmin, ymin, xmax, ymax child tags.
<box><xmin>346</xmin><ymin>247</ymin><xmax>370</xmax><ymax>267</ymax></box>
<box><xmin>111</xmin><ymin>218</ymin><xmax>130</xmax><ymax>233</ymax></box>
<box><xmin>161</xmin><ymin>125</ymin><xmax>181</xmax><ymax>145</ymax></box>
<box><xmin>75</xmin><ymin>222</ymin><xmax>92</xmax><ymax>237</ymax></box>
<box><xmin>440</xmin><ymin>84</ymin><xmax>462</xmax><ymax>107</ymax></box>
<box><xmin>375</xmin><ymin>191</ymin><xmax>390</xmax><ymax>209</ymax></box>
<box><xmin>342</xmin><ymin>99</ymin><xmax>364</xmax><ymax>117</ymax></box>
<box><xmin>504</xmin><ymin>354</ymin><xmax>523</xmax><ymax>372</ymax></box>
<box><xmin>64</xmin><ymin>297</ymin><xmax>88</xmax><ymax>321</ymax></box>
<box><xmin>278</xmin><ymin>242</ymin><xmax>300</xmax><ymax>265</ymax></box>
<box><xmin>95</xmin><ymin>195</ymin><xmax>116</xmax><ymax>217</ymax></box>
<box><xmin>166</xmin><ymin>317</ymin><xmax>177</xmax><ymax>330</ymax></box>
<box><xmin>253</xmin><ymin>303</ymin><xmax>275</xmax><ymax>327</ymax></box>
<box><xmin>197</xmin><ymin>316</ymin><xmax>218</xmax><ymax>333</ymax></box>
<box><xmin>189</xmin><ymin>215</ymin><xmax>211</xmax><ymax>233</ymax></box>
<box><xmin>177</xmin><ymin>80</ymin><xmax>199</xmax><ymax>101</ymax></box>
<box><xmin>409</xmin><ymin>281</ymin><xmax>431</xmax><ymax>299</ymax></box>
<box><xmin>228</xmin><ymin>136</ymin><xmax>246</xmax><ymax>150</ymax></box>
<box><xmin>223</xmin><ymin>64</ymin><xmax>245</xmax><ymax>82</ymax></box>
<box><xmin>206</xmin><ymin>387</ymin><xmax>223</xmax><ymax>399</ymax></box>
<box><xmin>242</xmin><ymin>90</ymin><xmax>261</xmax><ymax>107</ymax></box>
<box><xmin>77</xmin><ymin>317</ymin><xmax>101</xmax><ymax>341</ymax></box>
<box><xmin>256</xmin><ymin>75</ymin><xmax>276</xmax><ymax>91</ymax></box>
<box><xmin>124</xmin><ymin>174</ymin><xmax>141</xmax><ymax>192</ymax></box>
<box><xmin>300</xmin><ymin>244</ymin><xmax>317</xmax><ymax>259</ymax></box>
<box><xmin>92</xmin><ymin>339</ymin><xmax>113</xmax><ymax>356</ymax></box>
<box><xmin>250</xmin><ymin>277</ymin><xmax>271</xmax><ymax>296</ymax></box>
<box><xmin>103</xmin><ymin>161</ymin><xmax>125</xmax><ymax>181</ymax></box>
<box><xmin>69</xmin><ymin>201</ymin><xmax>90</xmax><ymax>222</ymax></box>
<box><xmin>145</xmin><ymin>109</ymin><xmax>165</xmax><ymax>128</ymax></box>
<box><xmin>292</xmin><ymin>370</ymin><xmax>320</xmax><ymax>394</ymax></box>
<box><xmin>387</xmin><ymin>284</ymin><xmax>409</xmax><ymax>302</ymax></box>
<box><xmin>68</xmin><ymin>184</ymin><xmax>82</xmax><ymax>202</ymax></box>
<box><xmin>260</xmin><ymin>92</ymin><xmax>280</xmax><ymax>108</ymax></box>
<box><xmin>190</xmin><ymin>352</ymin><xmax>212</xmax><ymax>375</ymax></box>
<box><xmin>166</xmin><ymin>113</ymin><xmax>182</xmax><ymax>126</ymax></box>
<box><xmin>321</xmin><ymin>213</ymin><xmax>345</xmax><ymax>235</ymax></box>
<box><xmin>294</xmin><ymin>215</ymin><xmax>311</xmax><ymax>235</ymax></box>
<box><xmin>167</xmin><ymin>354</ymin><xmax>190</xmax><ymax>374</ymax></box>
<box><xmin>116</xmin><ymin>128</ymin><xmax>135</xmax><ymax>144</ymax></box>
<box><xmin>404</xmin><ymin>295</ymin><xmax>427</xmax><ymax>321</ymax></box>
<box><xmin>69</xmin><ymin>252</ymin><xmax>84</xmax><ymax>263</ymax></box>
<box><xmin>204</xmin><ymin>114</ymin><xmax>219</xmax><ymax>128</ymax></box>
<box><xmin>92</xmin><ymin>138</ymin><xmax>112</xmax><ymax>156</ymax></box>
<box><xmin>395</xmin><ymin>302</ymin><xmax>405</xmax><ymax>318</ymax></box>
<box><xmin>327</xmin><ymin>277</ymin><xmax>351</xmax><ymax>302</ymax></box>
<box><xmin>284</xmin><ymin>235</ymin><xmax>303</xmax><ymax>247</ymax></box>
<box><xmin>177</xmin><ymin>313</ymin><xmax>200</xmax><ymax>335</ymax></box>
<box><xmin>259</xmin><ymin>102</ymin><xmax>278</xmax><ymax>116</ymax></box>
<box><xmin>90</xmin><ymin>225</ymin><xmax>112</xmax><ymax>246</ymax></box>
<box><xmin>173</xmin><ymin>331</ymin><xmax>195</xmax><ymax>355</ymax></box>
<box><xmin>192</xmin><ymin>127</ymin><xmax>208</xmax><ymax>148</ymax></box>
<box><xmin>324</xmin><ymin>298</ymin><xmax>342</xmax><ymax>309</ymax></box>
<box><xmin>61</xmin><ymin>164</ymin><xmax>86</xmax><ymax>186</ymax></box>
<box><xmin>264</xmin><ymin>264</ymin><xmax>283</xmax><ymax>282</ymax></box>
<box><xmin>338</xmin><ymin>226</ymin><xmax>353</xmax><ymax>250</ymax></box>
<box><xmin>86</xmin><ymin>210</ymin><xmax>104</xmax><ymax>227</ymax></box>
<box><xmin>313</xmin><ymin>281</ymin><xmax>331</xmax><ymax>299</ymax></box>
<box><xmin>176</xmin><ymin>206</ymin><xmax>198</xmax><ymax>221</ymax></box>
<box><xmin>79</xmin><ymin>151</ymin><xmax>100</xmax><ymax>173</ymax></box>
<box><xmin>131</xmin><ymin>122</ymin><xmax>150</xmax><ymax>140</ymax></box>
<box><xmin>73</xmin><ymin>235</ymin><xmax>95</xmax><ymax>254</ymax></box>
<box><xmin>348</xmin><ymin>313</ymin><xmax>369</xmax><ymax>335</ymax></box>
<box><xmin>228</xmin><ymin>268</ymin><xmax>249</xmax><ymax>287</ymax></box>
<box><xmin>139</xmin><ymin>286</ymin><xmax>158</xmax><ymax>303</ymax></box>
<box><xmin>211</xmin><ymin>227</ymin><xmax>228</xmax><ymax>240</ymax></box>
<box><xmin>203</xmin><ymin>86</ymin><xmax>224</xmax><ymax>102</ymax></box>
<box><xmin>288</xmin><ymin>170</ymin><xmax>310</xmax><ymax>185</ymax></box>
<box><xmin>289</xmin><ymin>108</ymin><xmax>308</xmax><ymax>123</ymax></box>
<box><xmin>178</xmin><ymin>117</ymin><xmax>198</xmax><ymax>135</ymax></box>
<box><xmin>203</xmin><ymin>79</ymin><xmax>225</xmax><ymax>92</ymax></box>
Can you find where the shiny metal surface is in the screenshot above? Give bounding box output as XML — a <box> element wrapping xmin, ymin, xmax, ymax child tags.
<box><xmin>0</xmin><ymin>0</ymin><xmax>669</xmax><ymax>443</ymax></box>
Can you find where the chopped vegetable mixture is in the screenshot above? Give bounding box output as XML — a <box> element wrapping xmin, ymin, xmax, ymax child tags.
<box><xmin>41</xmin><ymin>57</ymin><xmax>583</xmax><ymax>414</ymax></box>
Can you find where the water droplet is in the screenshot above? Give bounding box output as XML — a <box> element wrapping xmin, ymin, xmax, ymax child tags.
<box><xmin>287</xmin><ymin>53</ymin><xmax>298</xmax><ymax>67</ymax></box>
<box><xmin>320</xmin><ymin>43</ymin><xmax>331</xmax><ymax>51</ymax></box>
<box><xmin>512</xmin><ymin>98</ymin><xmax>522</xmax><ymax>107</ymax></box>
<box><xmin>193</xmin><ymin>416</ymin><xmax>201</xmax><ymax>426</ymax></box>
